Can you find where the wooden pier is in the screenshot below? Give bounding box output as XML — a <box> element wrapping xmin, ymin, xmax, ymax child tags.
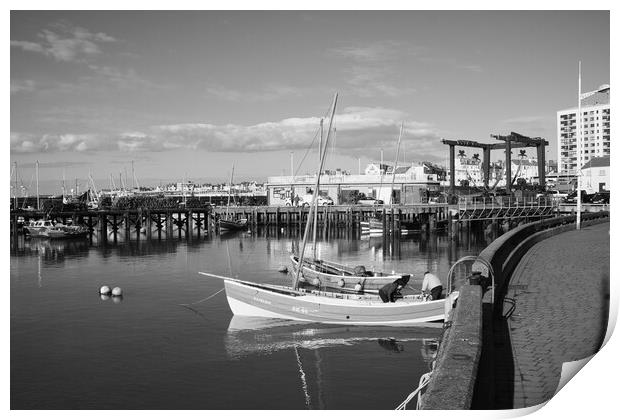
<box><xmin>10</xmin><ymin>204</ymin><xmax>451</xmax><ymax>242</ymax></box>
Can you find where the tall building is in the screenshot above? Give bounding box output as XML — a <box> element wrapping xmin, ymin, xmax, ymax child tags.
<box><xmin>557</xmin><ymin>89</ymin><xmax>610</xmax><ymax>175</ymax></box>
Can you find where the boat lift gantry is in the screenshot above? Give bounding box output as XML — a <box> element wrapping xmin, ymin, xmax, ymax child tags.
<box><xmin>442</xmin><ymin>132</ymin><xmax>549</xmax><ymax>194</ymax></box>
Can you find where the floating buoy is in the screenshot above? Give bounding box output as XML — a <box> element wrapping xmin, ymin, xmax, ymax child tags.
<box><xmin>277</xmin><ymin>265</ymin><xmax>288</xmax><ymax>273</ymax></box>
<box><xmin>100</xmin><ymin>285</ymin><xmax>111</xmax><ymax>295</ymax></box>
<box><xmin>111</xmin><ymin>287</ymin><xmax>123</xmax><ymax>297</ymax></box>
<box><xmin>338</xmin><ymin>278</ymin><xmax>345</xmax><ymax>288</ymax></box>
<box><xmin>310</xmin><ymin>277</ymin><xmax>320</xmax><ymax>286</ymax></box>
<box><xmin>354</xmin><ymin>283</ymin><xmax>363</xmax><ymax>292</ymax></box>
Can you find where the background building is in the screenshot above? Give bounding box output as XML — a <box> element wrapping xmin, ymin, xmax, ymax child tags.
<box><xmin>581</xmin><ymin>156</ymin><xmax>610</xmax><ymax>194</ymax></box>
<box><xmin>266</xmin><ymin>164</ymin><xmax>441</xmax><ymax>206</ymax></box>
<box><xmin>557</xmin><ymin>89</ymin><xmax>610</xmax><ymax>175</ymax></box>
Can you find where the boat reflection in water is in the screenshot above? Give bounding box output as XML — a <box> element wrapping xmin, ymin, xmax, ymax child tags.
<box><xmin>224</xmin><ymin>315</ymin><xmax>442</xmax><ymax>360</ymax></box>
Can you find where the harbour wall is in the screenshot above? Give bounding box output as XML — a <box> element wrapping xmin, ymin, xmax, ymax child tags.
<box><xmin>419</xmin><ymin>210</ymin><xmax>610</xmax><ymax>410</ymax></box>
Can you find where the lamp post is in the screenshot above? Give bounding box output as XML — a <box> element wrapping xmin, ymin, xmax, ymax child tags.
<box><xmin>576</xmin><ymin>61</ymin><xmax>610</xmax><ymax>230</ymax></box>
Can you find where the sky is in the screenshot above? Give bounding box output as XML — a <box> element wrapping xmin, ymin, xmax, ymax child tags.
<box><xmin>10</xmin><ymin>10</ymin><xmax>610</xmax><ymax>194</ymax></box>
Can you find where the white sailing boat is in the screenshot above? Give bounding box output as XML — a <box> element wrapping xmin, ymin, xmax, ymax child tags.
<box><xmin>218</xmin><ymin>164</ymin><xmax>248</xmax><ymax>231</ymax></box>
<box><xmin>360</xmin><ymin>123</ymin><xmax>403</xmax><ymax>236</ymax></box>
<box><xmin>200</xmin><ymin>94</ymin><xmax>448</xmax><ymax>326</ymax></box>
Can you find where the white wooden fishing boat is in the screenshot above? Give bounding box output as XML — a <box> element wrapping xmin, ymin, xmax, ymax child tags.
<box><xmin>201</xmin><ymin>273</ymin><xmax>446</xmax><ymax>326</ymax></box>
<box><xmin>290</xmin><ymin>255</ymin><xmax>408</xmax><ymax>290</ymax></box>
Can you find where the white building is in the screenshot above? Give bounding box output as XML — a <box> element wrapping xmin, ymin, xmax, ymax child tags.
<box><xmin>581</xmin><ymin>155</ymin><xmax>610</xmax><ymax>194</ymax></box>
<box><xmin>557</xmin><ymin>89</ymin><xmax>610</xmax><ymax>175</ymax></box>
<box><xmin>266</xmin><ymin>164</ymin><xmax>441</xmax><ymax>205</ymax></box>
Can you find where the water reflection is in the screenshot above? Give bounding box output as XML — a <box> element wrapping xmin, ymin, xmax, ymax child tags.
<box><xmin>224</xmin><ymin>316</ymin><xmax>442</xmax><ymax>360</ymax></box>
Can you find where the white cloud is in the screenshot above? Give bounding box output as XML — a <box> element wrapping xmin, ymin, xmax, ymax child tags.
<box><xmin>11</xmin><ymin>22</ymin><xmax>116</xmax><ymax>62</ymax></box>
<box><xmin>206</xmin><ymin>83</ymin><xmax>319</xmax><ymax>102</ymax></box>
<box><xmin>10</xmin><ymin>79</ymin><xmax>36</xmax><ymax>94</ymax></box>
<box><xmin>329</xmin><ymin>41</ymin><xmax>419</xmax><ymax>98</ymax></box>
<box><xmin>10</xmin><ymin>107</ymin><xmax>444</xmax><ymax>160</ymax></box>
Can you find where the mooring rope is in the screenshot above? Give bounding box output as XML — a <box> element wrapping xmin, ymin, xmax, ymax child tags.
<box><xmin>395</xmin><ymin>372</ymin><xmax>432</xmax><ymax>410</ymax></box>
<box><xmin>179</xmin><ymin>287</ymin><xmax>225</xmax><ymax>306</ymax></box>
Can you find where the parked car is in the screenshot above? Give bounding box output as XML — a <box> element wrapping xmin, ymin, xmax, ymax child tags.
<box><xmin>536</xmin><ymin>190</ymin><xmax>568</xmax><ymax>200</ymax></box>
<box><xmin>590</xmin><ymin>192</ymin><xmax>610</xmax><ymax>204</ymax></box>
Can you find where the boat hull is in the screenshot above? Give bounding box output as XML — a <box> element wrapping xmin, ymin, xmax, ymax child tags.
<box><xmin>290</xmin><ymin>255</ymin><xmax>403</xmax><ymax>290</ymax></box>
<box><xmin>219</xmin><ymin>218</ymin><xmax>248</xmax><ymax>231</ymax></box>
<box><xmin>224</xmin><ymin>279</ymin><xmax>445</xmax><ymax>326</ymax></box>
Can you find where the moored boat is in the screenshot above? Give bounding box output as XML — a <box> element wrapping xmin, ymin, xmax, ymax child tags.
<box><xmin>203</xmin><ymin>273</ymin><xmax>446</xmax><ymax>326</ymax></box>
<box><xmin>24</xmin><ymin>219</ymin><xmax>89</xmax><ymax>239</ymax></box>
<box><xmin>219</xmin><ymin>218</ymin><xmax>248</xmax><ymax>231</ymax></box>
<box><xmin>290</xmin><ymin>255</ymin><xmax>408</xmax><ymax>290</ymax></box>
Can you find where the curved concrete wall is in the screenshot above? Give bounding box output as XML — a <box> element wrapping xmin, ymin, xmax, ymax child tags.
<box><xmin>419</xmin><ymin>211</ymin><xmax>609</xmax><ymax>410</ymax></box>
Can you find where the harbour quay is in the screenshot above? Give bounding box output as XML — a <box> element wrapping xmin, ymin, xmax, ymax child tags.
<box><xmin>415</xmin><ymin>211</ymin><xmax>610</xmax><ymax>410</ymax></box>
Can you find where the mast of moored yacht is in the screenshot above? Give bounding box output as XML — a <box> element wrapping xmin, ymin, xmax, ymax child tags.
<box><xmin>312</xmin><ymin>118</ymin><xmax>324</xmax><ymax>259</ymax></box>
<box><xmin>293</xmin><ymin>93</ymin><xmax>338</xmax><ymax>290</ymax></box>
<box><xmin>35</xmin><ymin>160</ymin><xmax>40</xmax><ymax>210</ymax></box>
<box><xmin>12</xmin><ymin>162</ymin><xmax>18</xmax><ymax>210</ymax></box>
<box><xmin>388</xmin><ymin>122</ymin><xmax>404</xmax><ymax>207</ymax></box>
<box><xmin>226</xmin><ymin>164</ymin><xmax>235</xmax><ymax>220</ymax></box>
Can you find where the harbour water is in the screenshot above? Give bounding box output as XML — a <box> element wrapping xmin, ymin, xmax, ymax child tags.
<box><xmin>10</xmin><ymin>227</ymin><xmax>496</xmax><ymax>409</ymax></box>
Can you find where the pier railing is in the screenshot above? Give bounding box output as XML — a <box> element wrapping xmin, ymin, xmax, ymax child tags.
<box><xmin>457</xmin><ymin>196</ymin><xmax>559</xmax><ymax>221</ymax></box>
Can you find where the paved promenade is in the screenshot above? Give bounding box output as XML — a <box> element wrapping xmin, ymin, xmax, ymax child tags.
<box><xmin>500</xmin><ymin>222</ymin><xmax>610</xmax><ymax>408</ymax></box>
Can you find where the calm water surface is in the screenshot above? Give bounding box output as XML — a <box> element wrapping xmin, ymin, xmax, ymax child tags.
<box><xmin>11</xmin><ymin>226</ymin><xmax>495</xmax><ymax>409</ymax></box>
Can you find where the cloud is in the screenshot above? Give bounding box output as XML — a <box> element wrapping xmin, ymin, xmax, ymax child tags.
<box><xmin>328</xmin><ymin>41</ymin><xmax>420</xmax><ymax>98</ymax></box>
<box><xmin>328</xmin><ymin>41</ymin><xmax>425</xmax><ymax>62</ymax></box>
<box><xmin>11</xmin><ymin>22</ymin><xmax>116</xmax><ymax>62</ymax></box>
<box><xmin>11</xmin><ymin>79</ymin><xmax>36</xmax><ymax>94</ymax></box>
<box><xmin>344</xmin><ymin>66</ymin><xmax>416</xmax><ymax>98</ymax></box>
<box><xmin>206</xmin><ymin>83</ymin><xmax>318</xmax><ymax>102</ymax></box>
<box><xmin>11</xmin><ymin>106</ymin><xmax>443</xmax><ymax>160</ymax></box>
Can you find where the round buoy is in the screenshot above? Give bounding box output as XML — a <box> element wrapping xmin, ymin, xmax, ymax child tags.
<box><xmin>310</xmin><ymin>277</ymin><xmax>320</xmax><ymax>286</ymax></box>
<box><xmin>354</xmin><ymin>283</ymin><xmax>363</xmax><ymax>292</ymax></box>
<box><xmin>100</xmin><ymin>285</ymin><xmax>111</xmax><ymax>295</ymax></box>
<box><xmin>111</xmin><ymin>287</ymin><xmax>123</xmax><ymax>297</ymax></box>
<box><xmin>338</xmin><ymin>278</ymin><xmax>345</xmax><ymax>288</ymax></box>
<box><xmin>277</xmin><ymin>265</ymin><xmax>288</xmax><ymax>273</ymax></box>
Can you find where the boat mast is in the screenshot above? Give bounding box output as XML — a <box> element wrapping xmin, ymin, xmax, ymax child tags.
<box><xmin>312</xmin><ymin>118</ymin><xmax>323</xmax><ymax>259</ymax></box>
<box><xmin>293</xmin><ymin>93</ymin><xmax>338</xmax><ymax>290</ymax></box>
<box><xmin>12</xmin><ymin>162</ymin><xmax>17</xmax><ymax>210</ymax></box>
<box><xmin>36</xmin><ymin>160</ymin><xmax>40</xmax><ymax>210</ymax></box>
<box><xmin>388</xmin><ymin>122</ymin><xmax>404</xmax><ymax>207</ymax></box>
<box><xmin>226</xmin><ymin>164</ymin><xmax>234</xmax><ymax>219</ymax></box>
<box><xmin>62</xmin><ymin>168</ymin><xmax>66</xmax><ymax>199</ymax></box>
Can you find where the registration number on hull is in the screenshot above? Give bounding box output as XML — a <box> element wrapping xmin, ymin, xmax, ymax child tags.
<box><xmin>252</xmin><ymin>296</ymin><xmax>272</xmax><ymax>305</ymax></box>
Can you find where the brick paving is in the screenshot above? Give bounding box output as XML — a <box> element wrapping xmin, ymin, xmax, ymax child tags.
<box><xmin>502</xmin><ymin>222</ymin><xmax>610</xmax><ymax>408</ymax></box>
